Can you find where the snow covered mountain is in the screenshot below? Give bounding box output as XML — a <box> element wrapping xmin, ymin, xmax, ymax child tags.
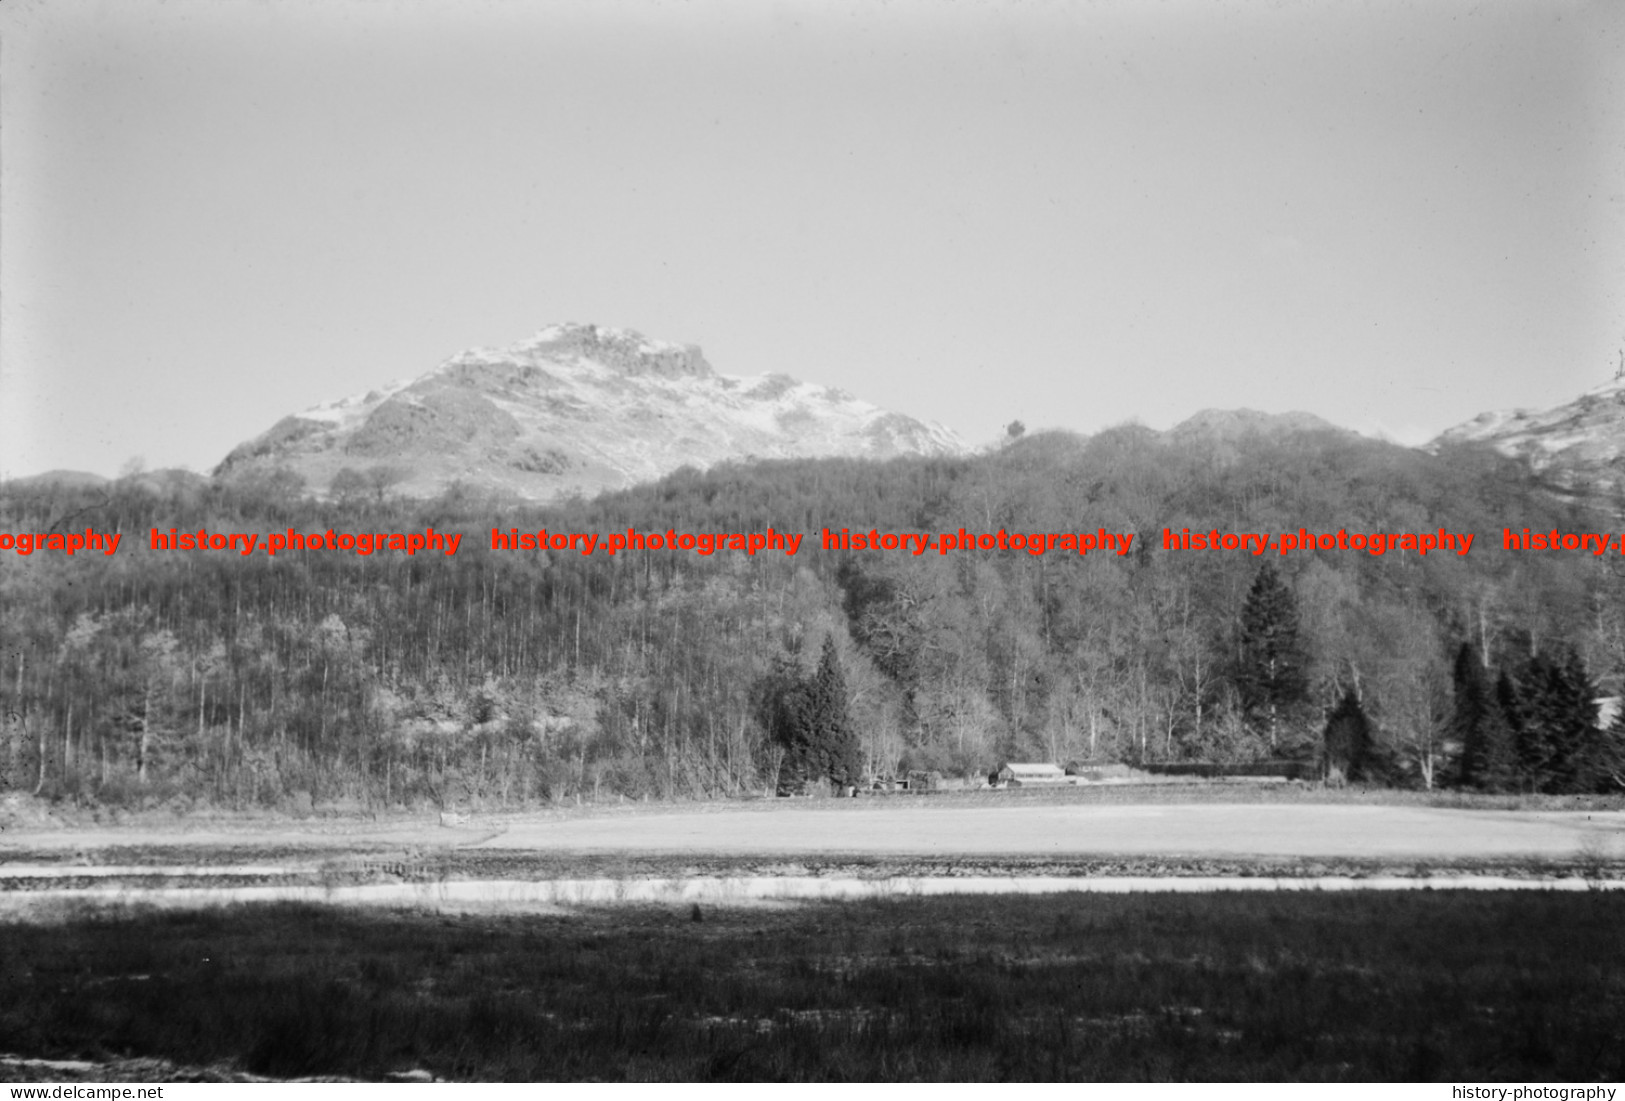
<box><xmin>1429</xmin><ymin>377</ymin><xmax>1625</xmax><ymax>493</ymax></box>
<box><xmin>214</xmin><ymin>323</ymin><xmax>968</xmax><ymax>501</ymax></box>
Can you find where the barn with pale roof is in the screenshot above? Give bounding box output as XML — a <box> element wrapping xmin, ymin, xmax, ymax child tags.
<box><xmin>993</xmin><ymin>763</ymin><xmax>1069</xmax><ymax>787</ymax></box>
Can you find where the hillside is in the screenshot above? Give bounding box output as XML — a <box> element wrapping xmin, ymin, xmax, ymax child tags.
<box><xmin>1430</xmin><ymin>376</ymin><xmax>1625</xmax><ymax>495</ymax></box>
<box><xmin>5</xmin><ymin>416</ymin><xmax>1621</xmax><ymax>812</ymax></box>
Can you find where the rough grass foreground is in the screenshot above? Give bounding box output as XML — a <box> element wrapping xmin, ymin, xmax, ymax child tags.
<box><xmin>2</xmin><ymin>892</ymin><xmax>1621</xmax><ymax>1082</ymax></box>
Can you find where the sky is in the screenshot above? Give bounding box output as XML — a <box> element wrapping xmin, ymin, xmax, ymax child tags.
<box><xmin>2</xmin><ymin>0</ymin><xmax>1622</xmax><ymax>479</ymax></box>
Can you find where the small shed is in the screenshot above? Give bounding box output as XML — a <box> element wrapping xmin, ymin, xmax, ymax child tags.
<box><xmin>994</xmin><ymin>762</ymin><xmax>1069</xmax><ymax>787</ymax></box>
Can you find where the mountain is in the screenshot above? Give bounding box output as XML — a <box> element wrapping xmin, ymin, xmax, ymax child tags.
<box><xmin>214</xmin><ymin>323</ymin><xmax>968</xmax><ymax>501</ymax></box>
<box><xmin>1429</xmin><ymin>377</ymin><xmax>1625</xmax><ymax>494</ymax></box>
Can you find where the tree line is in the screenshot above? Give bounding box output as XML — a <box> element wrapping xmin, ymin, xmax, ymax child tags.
<box><xmin>2</xmin><ymin>422</ymin><xmax>1623</xmax><ymax>810</ymax></box>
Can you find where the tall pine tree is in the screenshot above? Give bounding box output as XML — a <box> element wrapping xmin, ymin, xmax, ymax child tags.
<box><xmin>754</xmin><ymin>651</ymin><xmax>817</xmax><ymax>795</ymax></box>
<box><xmin>1322</xmin><ymin>688</ymin><xmax>1373</xmax><ymax>783</ymax></box>
<box><xmin>1546</xmin><ymin>647</ymin><xmax>1600</xmax><ymax>793</ymax></box>
<box><xmin>756</xmin><ymin>636</ymin><xmax>864</xmax><ymax>793</ymax></box>
<box><xmin>1452</xmin><ymin>643</ymin><xmax>1517</xmax><ymax>791</ymax></box>
<box><xmin>807</xmin><ymin>635</ymin><xmax>864</xmax><ymax>789</ymax></box>
<box><xmin>1511</xmin><ymin>646</ymin><xmax>1599</xmax><ymax>794</ymax></box>
<box><xmin>1475</xmin><ymin>697</ymin><xmax>1520</xmax><ymax>793</ymax></box>
<box><xmin>1235</xmin><ymin>563</ymin><xmax>1309</xmax><ymax>752</ymax></box>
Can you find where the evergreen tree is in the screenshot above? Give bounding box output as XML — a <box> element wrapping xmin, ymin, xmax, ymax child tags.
<box><xmin>1452</xmin><ymin>643</ymin><xmax>1518</xmax><ymax>790</ymax></box>
<box><xmin>754</xmin><ymin>654</ymin><xmax>816</xmax><ymax>794</ymax></box>
<box><xmin>1322</xmin><ymin>688</ymin><xmax>1372</xmax><ymax>783</ymax></box>
<box><xmin>1235</xmin><ymin>563</ymin><xmax>1309</xmax><ymax>751</ymax></box>
<box><xmin>1512</xmin><ymin>647</ymin><xmax>1599</xmax><ymax>793</ymax></box>
<box><xmin>807</xmin><ymin>635</ymin><xmax>864</xmax><ymax>788</ymax></box>
<box><xmin>1547</xmin><ymin>648</ymin><xmax>1600</xmax><ymax>793</ymax></box>
<box><xmin>1509</xmin><ymin>655</ymin><xmax>1556</xmax><ymax>791</ymax></box>
<box><xmin>1475</xmin><ymin>695</ymin><xmax>1520</xmax><ymax>793</ymax></box>
<box><xmin>1557</xmin><ymin>686</ymin><xmax>1625</xmax><ymax>795</ymax></box>
<box><xmin>755</xmin><ymin>637</ymin><xmax>864</xmax><ymax>793</ymax></box>
<box><xmin>1495</xmin><ymin>666</ymin><xmax>1524</xmax><ymax>737</ymax></box>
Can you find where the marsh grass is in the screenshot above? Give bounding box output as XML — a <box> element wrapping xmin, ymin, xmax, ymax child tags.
<box><xmin>1</xmin><ymin>892</ymin><xmax>1621</xmax><ymax>1081</ymax></box>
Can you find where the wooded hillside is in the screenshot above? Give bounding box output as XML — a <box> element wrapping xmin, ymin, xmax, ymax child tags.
<box><xmin>3</xmin><ymin>425</ymin><xmax>1622</xmax><ymax>809</ymax></box>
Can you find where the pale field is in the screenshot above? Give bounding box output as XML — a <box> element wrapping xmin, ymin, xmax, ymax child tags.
<box><xmin>473</xmin><ymin>802</ymin><xmax>1625</xmax><ymax>860</ymax></box>
<box><xmin>3</xmin><ymin>799</ymin><xmax>1622</xmax><ymax>863</ymax></box>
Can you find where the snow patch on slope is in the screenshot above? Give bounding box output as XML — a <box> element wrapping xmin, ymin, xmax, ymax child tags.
<box><xmin>1429</xmin><ymin>377</ymin><xmax>1625</xmax><ymax>492</ymax></box>
<box><xmin>296</xmin><ymin>378</ymin><xmax>415</xmax><ymax>428</ymax></box>
<box><xmin>216</xmin><ymin>323</ymin><xmax>968</xmax><ymax>501</ymax></box>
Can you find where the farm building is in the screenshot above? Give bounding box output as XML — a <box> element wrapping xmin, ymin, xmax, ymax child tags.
<box><xmin>993</xmin><ymin>763</ymin><xmax>1069</xmax><ymax>787</ymax></box>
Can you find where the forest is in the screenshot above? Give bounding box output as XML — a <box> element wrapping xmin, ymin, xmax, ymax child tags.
<box><xmin>2</xmin><ymin>423</ymin><xmax>1623</xmax><ymax>811</ymax></box>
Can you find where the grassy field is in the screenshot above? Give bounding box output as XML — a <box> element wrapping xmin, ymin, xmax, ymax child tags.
<box><xmin>457</xmin><ymin>800</ymin><xmax>1625</xmax><ymax>863</ymax></box>
<box><xmin>5</xmin><ymin>784</ymin><xmax>1622</xmax><ymax>867</ymax></box>
<box><xmin>9</xmin><ymin>781</ymin><xmax>1624</xmax><ymax>833</ymax></box>
<box><xmin>2</xmin><ymin>891</ymin><xmax>1622</xmax><ymax>1082</ymax></box>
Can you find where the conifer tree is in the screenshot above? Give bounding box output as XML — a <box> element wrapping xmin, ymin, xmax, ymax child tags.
<box><xmin>755</xmin><ymin>653</ymin><xmax>816</xmax><ymax>794</ymax></box>
<box><xmin>1511</xmin><ymin>647</ymin><xmax>1599</xmax><ymax>793</ymax></box>
<box><xmin>1546</xmin><ymin>648</ymin><xmax>1600</xmax><ymax>793</ymax></box>
<box><xmin>807</xmin><ymin>635</ymin><xmax>864</xmax><ymax>788</ymax></box>
<box><xmin>1235</xmin><ymin>563</ymin><xmax>1309</xmax><ymax>751</ymax></box>
<box><xmin>756</xmin><ymin>637</ymin><xmax>864</xmax><ymax>793</ymax></box>
<box><xmin>1474</xmin><ymin>694</ymin><xmax>1520</xmax><ymax>793</ymax></box>
<box><xmin>1322</xmin><ymin>688</ymin><xmax>1372</xmax><ymax>782</ymax></box>
<box><xmin>1510</xmin><ymin>655</ymin><xmax>1556</xmax><ymax>791</ymax></box>
<box><xmin>1452</xmin><ymin>643</ymin><xmax>1518</xmax><ymax>790</ymax></box>
<box><xmin>1494</xmin><ymin>668</ymin><xmax>1533</xmax><ymax>791</ymax></box>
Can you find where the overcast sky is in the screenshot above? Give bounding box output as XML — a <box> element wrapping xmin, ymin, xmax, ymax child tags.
<box><xmin>2</xmin><ymin>0</ymin><xmax>1621</xmax><ymax>479</ymax></box>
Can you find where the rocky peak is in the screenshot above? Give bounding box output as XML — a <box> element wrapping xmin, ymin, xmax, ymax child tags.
<box><xmin>445</xmin><ymin>323</ymin><xmax>714</xmax><ymax>381</ymax></box>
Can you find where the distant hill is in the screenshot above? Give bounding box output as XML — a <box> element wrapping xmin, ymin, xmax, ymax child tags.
<box><xmin>1429</xmin><ymin>377</ymin><xmax>1625</xmax><ymax>494</ymax></box>
<box><xmin>214</xmin><ymin>322</ymin><xmax>968</xmax><ymax>502</ymax></box>
<box><xmin>1</xmin><ymin>468</ymin><xmax>207</xmax><ymax>495</ymax></box>
<box><xmin>1167</xmin><ymin>408</ymin><xmax>1348</xmax><ymax>442</ymax></box>
<box><xmin>4</xmin><ymin>470</ymin><xmax>110</xmax><ymax>489</ymax></box>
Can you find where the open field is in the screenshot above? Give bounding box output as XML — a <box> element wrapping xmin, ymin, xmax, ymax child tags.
<box><xmin>471</xmin><ymin>801</ymin><xmax>1625</xmax><ymax>860</ymax></box>
<box><xmin>5</xmin><ymin>790</ymin><xmax>1624</xmax><ymax>863</ymax></box>
<box><xmin>3</xmin><ymin>793</ymin><xmax>1622</xmax><ymax>1082</ymax></box>
<box><xmin>4</xmin><ymin>796</ymin><xmax>1623</xmax><ymax>902</ymax></box>
<box><xmin>3</xmin><ymin>892</ymin><xmax>1623</xmax><ymax>1082</ymax></box>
